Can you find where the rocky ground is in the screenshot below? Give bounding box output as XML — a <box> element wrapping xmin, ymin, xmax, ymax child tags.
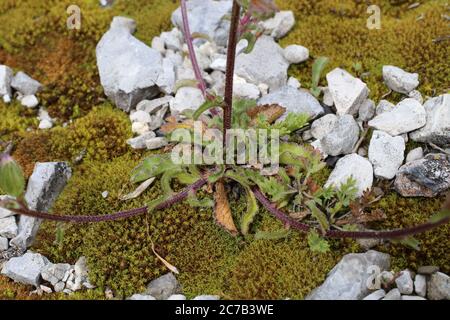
<box><xmin>0</xmin><ymin>0</ymin><xmax>449</xmax><ymax>300</ymax></box>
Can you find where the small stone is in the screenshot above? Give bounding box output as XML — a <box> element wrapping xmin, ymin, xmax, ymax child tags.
<box><xmin>375</xmin><ymin>100</ymin><xmax>395</xmax><ymax>115</ymax></box>
<box><xmin>383</xmin><ymin>65</ymin><xmax>419</xmax><ymax>94</ymax></box>
<box><xmin>368</xmin><ymin>98</ymin><xmax>426</xmax><ymax>136</ymax></box>
<box><xmin>283</xmin><ymin>45</ymin><xmax>309</xmax><ymax>64</ymax></box>
<box><xmin>325</xmin><ymin>154</ymin><xmax>374</xmax><ymax>197</ymax></box>
<box><xmin>302</xmin><ymin>130</ymin><xmax>313</xmax><ymax>142</ymax></box>
<box><xmin>210</xmin><ymin>56</ymin><xmax>227</xmax><ymax>72</ymax></box>
<box><xmin>1</xmin><ymin>252</ymin><xmax>50</xmax><ymax>286</ymax></box>
<box><xmin>0</xmin><ymin>236</ymin><xmax>8</xmax><ymax>251</ymax></box>
<box><xmin>0</xmin><ymin>65</ymin><xmax>13</xmax><ymax>97</ymax></box>
<box><xmin>357</xmin><ymin>147</ymin><xmax>368</xmax><ymax>157</ymax></box>
<box><xmin>395</xmin><ymin>270</ymin><xmax>414</xmax><ymax>295</ymax></box>
<box><xmin>38</xmin><ymin>119</ymin><xmax>53</xmax><ymax>130</ymax></box>
<box><xmin>377</xmin><ymin>271</ymin><xmax>395</xmax><ymax>287</ymax></box>
<box><xmin>40</xmin><ymin>285</ymin><xmax>53</xmax><ymax>294</ymax></box>
<box><xmin>406</xmin><ymin>147</ymin><xmax>424</xmax><ymax>163</ymax></box>
<box><xmin>368</xmin><ymin>130</ymin><xmax>405</xmax><ymax>180</ymax></box>
<box><xmin>136</xmin><ymin>96</ymin><xmax>173</xmax><ymax>114</ymax></box>
<box><xmin>20</xmin><ymin>95</ymin><xmax>39</xmax><ymax>108</ymax></box>
<box><xmin>258</xmin><ymin>83</ymin><xmax>269</xmax><ymax>96</ymax></box>
<box><xmin>394</xmin><ymin>153</ymin><xmax>450</xmax><ymax>197</ymax></box>
<box><xmin>110</xmin><ymin>16</ymin><xmax>136</xmax><ymax>33</ymax></box>
<box><xmin>358</xmin><ymin>99</ymin><xmax>376</xmax><ymax>121</ymax></box>
<box><xmin>128</xmin><ymin>294</ymin><xmax>156</xmax><ymax>300</ymax></box>
<box><xmin>363</xmin><ymin>289</ymin><xmax>386</xmax><ymax>300</ymax></box>
<box><xmin>235</xmin><ymin>39</ymin><xmax>248</xmax><ymax>56</ymax></box>
<box><xmin>131</xmin><ymin>122</ymin><xmax>150</xmax><ymax>136</ymax></box>
<box><xmin>3</xmin><ymin>94</ymin><xmax>11</xmax><ymax>104</ymax></box>
<box><xmin>170</xmin><ymin>87</ymin><xmax>205</xmax><ymax>115</ymax></box>
<box><xmin>41</xmin><ymin>263</ymin><xmax>72</xmax><ymax>286</ymax></box>
<box><xmin>321</xmin><ymin>115</ymin><xmax>360</xmax><ymax>156</ymax></box>
<box><xmin>356</xmin><ymin>237</ymin><xmax>382</xmax><ymax>251</ymax></box>
<box><xmin>130</xmin><ymin>110</ymin><xmax>151</xmax><ymax>124</ymax></box>
<box><xmin>145</xmin><ymin>137</ymin><xmax>168</xmax><ymax>150</ymax></box>
<box><xmin>63</xmin><ymin>288</ymin><xmax>73</xmax><ymax>295</ymax></box>
<box><xmin>233</xmin><ymin>76</ymin><xmax>260</xmax><ymax>100</ymax></box>
<box><xmin>326</xmin><ymin>68</ymin><xmax>369</xmax><ymax>116</ymax></box>
<box><xmin>311</xmin><ymin>140</ymin><xmax>328</xmax><ymax>159</ymax></box>
<box><xmin>427</xmin><ymin>272</ymin><xmax>450</xmax><ymax>300</ymax></box>
<box><xmin>311</xmin><ymin>114</ymin><xmax>338</xmax><ymax>140</ymax></box>
<box><xmin>261</xmin><ymin>11</ymin><xmax>295</xmax><ymax>39</ymax></box>
<box><xmin>75</xmin><ymin>256</ymin><xmax>89</xmax><ymax>282</ymax></box>
<box><xmin>167</xmin><ymin>294</ymin><xmax>187</xmax><ymax>300</ymax></box>
<box><xmin>192</xmin><ymin>295</ymin><xmax>221</xmax><ymax>300</ymax></box>
<box><xmin>410</xmin><ymin>94</ymin><xmax>450</xmax><ymax>147</ymax></box>
<box><xmin>401</xmin><ymin>295</ymin><xmax>426</xmax><ymax>300</ymax></box>
<box><xmin>11</xmin><ymin>71</ymin><xmax>42</xmax><ymax>96</ymax></box>
<box><xmin>321</xmin><ymin>87</ymin><xmax>334</xmax><ymax>107</ymax></box>
<box><xmin>127</xmin><ymin>131</ymin><xmax>157</xmax><ymax>150</ymax></box>
<box><xmin>105</xmin><ymin>287</ymin><xmax>114</xmax><ymax>299</ymax></box>
<box><xmin>83</xmin><ymin>281</ymin><xmax>96</xmax><ymax>289</ymax></box>
<box><xmin>383</xmin><ymin>288</ymin><xmax>401</xmax><ymax>300</ymax></box>
<box><xmin>160</xmin><ymin>28</ymin><xmax>183</xmax><ymax>52</ymax></box>
<box><xmin>414</xmin><ymin>274</ymin><xmax>427</xmax><ymax>297</ymax></box>
<box><xmin>145</xmin><ymin>273</ymin><xmax>181</xmax><ymax>300</ymax></box>
<box><xmin>417</xmin><ymin>266</ymin><xmax>440</xmax><ymax>275</ymax></box>
<box><xmin>0</xmin><ymin>217</ymin><xmax>18</xmax><ymax>238</ymax></box>
<box><xmin>258</xmin><ymin>86</ymin><xmax>324</xmax><ymax>121</ymax></box>
<box><xmin>287</xmin><ymin>77</ymin><xmax>301</xmax><ymax>89</ymax></box>
<box><xmin>408</xmin><ymin>90</ymin><xmax>423</xmax><ymax>104</ymax></box>
<box><xmin>151</xmin><ymin>36</ymin><xmax>165</xmax><ymax>54</ymax></box>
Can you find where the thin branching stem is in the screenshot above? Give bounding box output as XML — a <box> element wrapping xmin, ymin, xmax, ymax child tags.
<box><xmin>253</xmin><ymin>187</ymin><xmax>450</xmax><ymax>239</ymax></box>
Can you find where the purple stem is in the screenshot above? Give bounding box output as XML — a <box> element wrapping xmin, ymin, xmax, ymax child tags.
<box><xmin>180</xmin><ymin>0</ymin><xmax>208</xmax><ymax>99</ymax></box>
<box><xmin>253</xmin><ymin>187</ymin><xmax>450</xmax><ymax>240</ymax></box>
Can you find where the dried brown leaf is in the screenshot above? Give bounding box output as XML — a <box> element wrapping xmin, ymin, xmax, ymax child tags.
<box><xmin>247</xmin><ymin>104</ymin><xmax>286</xmax><ymax>125</ymax></box>
<box><xmin>214</xmin><ymin>180</ymin><xmax>238</xmax><ymax>236</ymax></box>
<box><xmin>150</xmin><ymin>239</ymin><xmax>179</xmax><ymax>274</ymax></box>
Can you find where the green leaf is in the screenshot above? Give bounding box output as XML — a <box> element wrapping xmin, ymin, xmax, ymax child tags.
<box><xmin>311</xmin><ymin>57</ymin><xmax>329</xmax><ymax>97</ymax></box>
<box><xmin>208</xmin><ymin>165</ymin><xmax>226</xmax><ymax>184</ymax></box>
<box><xmin>226</xmin><ymin>171</ymin><xmax>258</xmax><ymax>235</ymax></box>
<box><xmin>307</xmin><ymin>230</ymin><xmax>330</xmax><ymax>253</ymax></box>
<box><xmin>191</xmin><ymin>32</ymin><xmax>212</xmax><ymax>42</ymax></box>
<box><xmin>240</xmin><ymin>31</ymin><xmax>257</xmax><ymax>54</ymax></box>
<box><xmin>428</xmin><ymin>210</ymin><xmax>450</xmax><ymax>224</ymax></box>
<box><xmin>131</xmin><ymin>154</ymin><xmax>178</xmax><ymax>183</ymax></box>
<box><xmin>193</xmin><ymin>96</ymin><xmax>223</xmax><ymax>120</ymax></box>
<box><xmin>174</xmin><ymin>79</ymin><xmax>199</xmax><ymax>92</ymax></box>
<box><xmin>393</xmin><ymin>237</ymin><xmax>421</xmax><ymax>251</ymax></box>
<box><xmin>306</xmin><ymin>200</ymin><xmax>330</xmax><ymax>233</ymax></box>
<box><xmin>255</xmin><ymin>228</ymin><xmax>291</xmax><ymax>240</ymax></box>
<box><xmin>0</xmin><ymin>154</ymin><xmax>25</xmax><ymax>197</ymax></box>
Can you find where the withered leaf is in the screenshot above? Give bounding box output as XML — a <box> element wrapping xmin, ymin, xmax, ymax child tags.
<box><xmin>150</xmin><ymin>239</ymin><xmax>179</xmax><ymax>274</ymax></box>
<box><xmin>214</xmin><ymin>180</ymin><xmax>238</xmax><ymax>236</ymax></box>
<box><xmin>247</xmin><ymin>104</ymin><xmax>286</xmax><ymax>126</ymax></box>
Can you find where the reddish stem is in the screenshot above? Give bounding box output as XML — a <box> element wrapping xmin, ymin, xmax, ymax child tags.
<box><xmin>253</xmin><ymin>187</ymin><xmax>450</xmax><ymax>239</ymax></box>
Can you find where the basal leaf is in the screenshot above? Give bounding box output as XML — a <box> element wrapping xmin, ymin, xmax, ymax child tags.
<box><xmin>428</xmin><ymin>210</ymin><xmax>450</xmax><ymax>224</ymax></box>
<box><xmin>214</xmin><ymin>180</ymin><xmax>239</xmax><ymax>236</ymax></box>
<box><xmin>131</xmin><ymin>154</ymin><xmax>178</xmax><ymax>183</ymax></box>
<box><xmin>393</xmin><ymin>237</ymin><xmax>421</xmax><ymax>251</ymax></box>
<box><xmin>255</xmin><ymin>228</ymin><xmax>290</xmax><ymax>240</ymax></box>
<box><xmin>193</xmin><ymin>96</ymin><xmax>223</xmax><ymax>120</ymax></box>
<box><xmin>0</xmin><ymin>154</ymin><xmax>25</xmax><ymax>198</ymax></box>
<box><xmin>306</xmin><ymin>200</ymin><xmax>330</xmax><ymax>233</ymax></box>
<box><xmin>307</xmin><ymin>230</ymin><xmax>330</xmax><ymax>253</ymax></box>
<box><xmin>311</xmin><ymin>57</ymin><xmax>329</xmax><ymax>98</ymax></box>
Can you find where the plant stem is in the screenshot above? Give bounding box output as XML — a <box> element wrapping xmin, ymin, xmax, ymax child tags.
<box><xmin>223</xmin><ymin>0</ymin><xmax>241</xmax><ymax>148</ymax></box>
<box><xmin>253</xmin><ymin>187</ymin><xmax>450</xmax><ymax>239</ymax></box>
<box><xmin>8</xmin><ymin>178</ymin><xmax>208</xmax><ymax>223</ymax></box>
<box><xmin>180</xmin><ymin>0</ymin><xmax>208</xmax><ymax>99</ymax></box>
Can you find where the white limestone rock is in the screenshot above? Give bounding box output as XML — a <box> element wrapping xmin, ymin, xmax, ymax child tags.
<box><xmin>1</xmin><ymin>252</ymin><xmax>50</xmax><ymax>287</ymax></box>
<box><xmin>368</xmin><ymin>130</ymin><xmax>405</xmax><ymax>179</ymax></box>
<box><xmin>261</xmin><ymin>11</ymin><xmax>295</xmax><ymax>39</ymax></box>
<box><xmin>383</xmin><ymin>65</ymin><xmax>419</xmax><ymax>94</ymax></box>
<box><xmin>320</xmin><ymin>115</ymin><xmax>360</xmax><ymax>156</ymax></box>
<box><xmin>283</xmin><ymin>45</ymin><xmax>309</xmax><ymax>64</ymax></box>
<box><xmin>170</xmin><ymin>87</ymin><xmax>205</xmax><ymax>115</ymax></box>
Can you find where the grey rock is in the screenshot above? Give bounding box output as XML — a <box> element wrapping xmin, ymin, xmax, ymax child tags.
<box><xmin>145</xmin><ymin>137</ymin><xmax>168</xmax><ymax>150</ymax></box>
<box><xmin>414</xmin><ymin>274</ymin><xmax>427</xmax><ymax>297</ymax></box>
<box><xmin>170</xmin><ymin>87</ymin><xmax>205</xmax><ymax>114</ymax></box>
<box><xmin>368</xmin><ymin>130</ymin><xmax>405</xmax><ymax>179</ymax></box>
<box><xmin>236</xmin><ymin>35</ymin><xmax>289</xmax><ymax>91</ymax></box>
<box><xmin>427</xmin><ymin>272</ymin><xmax>450</xmax><ymax>300</ymax></box>
<box><xmin>11</xmin><ymin>71</ymin><xmax>42</xmax><ymax>96</ymax></box>
<box><xmin>130</xmin><ymin>110</ymin><xmax>151</xmax><ymax>124</ymax></box>
<box><xmin>171</xmin><ymin>0</ymin><xmax>232</xmax><ymax>47</ymax></box>
<box><xmin>401</xmin><ymin>295</ymin><xmax>426</xmax><ymax>300</ymax></box>
<box><xmin>192</xmin><ymin>295</ymin><xmax>221</xmax><ymax>300</ymax></box>
<box><xmin>408</xmin><ymin>90</ymin><xmax>423</xmax><ymax>104</ymax></box>
<box><xmin>210</xmin><ymin>56</ymin><xmax>227</xmax><ymax>72</ymax></box>
<box><xmin>151</xmin><ymin>36</ymin><xmax>165</xmax><ymax>54</ymax></box>
<box><xmin>322</xmin><ymin>87</ymin><xmax>334</xmax><ymax>107</ymax></box>
<box><xmin>283</xmin><ymin>45</ymin><xmax>309</xmax><ymax>64</ymax></box>
<box><xmin>167</xmin><ymin>294</ymin><xmax>187</xmax><ymax>300</ymax></box>
<box><xmin>0</xmin><ymin>236</ymin><xmax>8</xmax><ymax>251</ymax></box>
<box><xmin>0</xmin><ymin>65</ymin><xmax>13</xmax><ymax>97</ymax></box>
<box><xmin>325</xmin><ymin>154</ymin><xmax>374</xmax><ymax>197</ymax></box>
<box><xmin>302</xmin><ymin>129</ymin><xmax>313</xmax><ymax>142</ymax></box>
<box><xmin>127</xmin><ymin>131</ymin><xmax>156</xmax><ymax>150</ymax></box>
<box><xmin>368</xmin><ymin>98</ymin><xmax>426</xmax><ymax>136</ymax></box>
<box><xmin>41</xmin><ymin>263</ymin><xmax>72</xmax><ymax>286</ymax></box>
<box><xmin>38</xmin><ymin>119</ymin><xmax>53</xmax><ymax>130</ymax></box>
<box><xmin>326</xmin><ymin>68</ymin><xmax>369</xmax><ymax>116</ymax></box>
<box><xmin>0</xmin><ymin>196</ymin><xmax>16</xmax><ymax>219</ymax></box>
<box><xmin>96</xmin><ymin>17</ymin><xmax>163</xmax><ymax>112</ymax></box>
<box><xmin>258</xmin><ymin>86</ymin><xmax>324</xmax><ymax>121</ymax></box>
<box><xmin>110</xmin><ymin>16</ymin><xmax>136</xmax><ymax>33</ymax></box>
<box><xmin>261</xmin><ymin>11</ymin><xmax>295</xmax><ymax>39</ymax></box>
<box><xmin>394</xmin><ymin>153</ymin><xmax>450</xmax><ymax>197</ymax></box>
<box><xmin>306</xmin><ymin>250</ymin><xmax>390</xmax><ymax>300</ymax></box>
<box><xmin>377</xmin><ymin>271</ymin><xmax>395</xmax><ymax>287</ymax></box>
<box><xmin>157</xmin><ymin>58</ymin><xmax>176</xmax><ymax>95</ymax></box>
<box><xmin>160</xmin><ymin>28</ymin><xmax>183</xmax><ymax>52</ymax></box>
<box><xmin>311</xmin><ymin>114</ymin><xmax>338</xmax><ymax>140</ymax></box>
<box><xmin>1</xmin><ymin>252</ymin><xmax>50</xmax><ymax>286</ymax></box>
<box><xmin>383</xmin><ymin>288</ymin><xmax>401</xmax><ymax>300</ymax></box>
<box><xmin>145</xmin><ymin>273</ymin><xmax>181</xmax><ymax>300</ymax></box>
<box><xmin>10</xmin><ymin>162</ymin><xmax>72</xmax><ymax>250</ymax></box>
<box><xmin>233</xmin><ymin>81</ymin><xmax>260</xmax><ymax>100</ymax></box>
<box><xmin>40</xmin><ymin>285</ymin><xmax>52</xmax><ymax>294</ymax></box>
<box><xmin>375</xmin><ymin>100</ymin><xmax>395</xmax><ymax>115</ymax></box>
<box><xmin>383</xmin><ymin>65</ymin><xmax>419</xmax><ymax>94</ymax></box>
<box><xmin>321</xmin><ymin>115</ymin><xmax>360</xmax><ymax>156</ymax></box>
<box><xmin>136</xmin><ymin>96</ymin><xmax>173</xmax><ymax>114</ymax></box>
<box><xmin>128</xmin><ymin>294</ymin><xmax>156</xmax><ymax>300</ymax></box>
<box><xmin>363</xmin><ymin>289</ymin><xmax>386</xmax><ymax>300</ymax></box>
<box><xmin>410</xmin><ymin>94</ymin><xmax>450</xmax><ymax>147</ymax></box>
<box><xmin>418</xmin><ymin>266</ymin><xmax>439</xmax><ymax>275</ymax></box>
<box><xmin>74</xmin><ymin>256</ymin><xmax>89</xmax><ymax>283</ymax></box>
<box><xmin>406</xmin><ymin>147</ymin><xmax>424</xmax><ymax>163</ymax></box>
<box><xmin>358</xmin><ymin>99</ymin><xmax>376</xmax><ymax>121</ymax></box>
<box><xmin>287</xmin><ymin>77</ymin><xmax>301</xmax><ymax>89</ymax></box>
<box><xmin>21</xmin><ymin>95</ymin><xmax>39</xmax><ymax>108</ymax></box>
<box><xmin>357</xmin><ymin>237</ymin><xmax>383</xmax><ymax>251</ymax></box>
<box><xmin>395</xmin><ymin>270</ymin><xmax>414</xmax><ymax>295</ymax></box>
<box><xmin>0</xmin><ymin>217</ymin><xmax>17</xmax><ymax>238</ymax></box>
<box><xmin>311</xmin><ymin>139</ymin><xmax>328</xmax><ymax>159</ymax></box>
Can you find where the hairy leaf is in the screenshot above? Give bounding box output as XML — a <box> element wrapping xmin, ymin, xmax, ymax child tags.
<box><xmin>193</xmin><ymin>96</ymin><xmax>224</xmax><ymax>120</ymax></box>
<box><xmin>247</xmin><ymin>104</ymin><xmax>286</xmax><ymax>126</ymax></box>
<box><xmin>255</xmin><ymin>228</ymin><xmax>290</xmax><ymax>240</ymax></box>
<box><xmin>393</xmin><ymin>237</ymin><xmax>421</xmax><ymax>251</ymax></box>
<box><xmin>131</xmin><ymin>154</ymin><xmax>178</xmax><ymax>183</ymax></box>
<box><xmin>214</xmin><ymin>180</ymin><xmax>239</xmax><ymax>236</ymax></box>
<box><xmin>311</xmin><ymin>57</ymin><xmax>329</xmax><ymax>97</ymax></box>
<box><xmin>0</xmin><ymin>154</ymin><xmax>25</xmax><ymax>198</ymax></box>
<box><xmin>306</xmin><ymin>200</ymin><xmax>330</xmax><ymax>233</ymax></box>
<box><xmin>307</xmin><ymin>230</ymin><xmax>330</xmax><ymax>253</ymax></box>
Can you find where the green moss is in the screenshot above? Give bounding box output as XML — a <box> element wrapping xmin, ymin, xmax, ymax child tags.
<box><xmin>0</xmin><ymin>100</ymin><xmax>38</xmax><ymax>145</ymax></box>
